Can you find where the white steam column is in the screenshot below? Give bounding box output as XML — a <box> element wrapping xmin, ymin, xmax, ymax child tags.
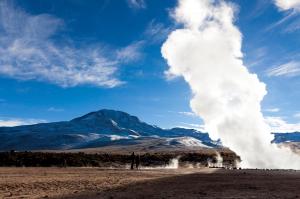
<box><xmin>161</xmin><ymin>0</ymin><xmax>300</xmax><ymax>169</ymax></box>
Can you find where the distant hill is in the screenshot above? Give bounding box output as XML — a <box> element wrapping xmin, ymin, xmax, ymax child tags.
<box><xmin>0</xmin><ymin>109</ymin><xmax>299</xmax><ymax>152</ymax></box>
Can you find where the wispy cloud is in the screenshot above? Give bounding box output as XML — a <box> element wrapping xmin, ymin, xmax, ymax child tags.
<box><xmin>266</xmin><ymin>61</ymin><xmax>300</xmax><ymax>77</ymax></box>
<box><xmin>247</xmin><ymin>0</ymin><xmax>270</xmax><ymax>18</ymax></box>
<box><xmin>178</xmin><ymin>122</ymin><xmax>206</xmax><ymax>132</ymax></box>
<box><xmin>245</xmin><ymin>47</ymin><xmax>269</xmax><ymax>68</ymax></box>
<box><xmin>264</xmin><ymin>108</ymin><xmax>280</xmax><ymax>112</ymax></box>
<box><xmin>0</xmin><ymin>118</ymin><xmax>47</xmax><ymax>127</ymax></box>
<box><xmin>116</xmin><ymin>41</ymin><xmax>144</xmax><ymax>62</ymax></box>
<box><xmin>294</xmin><ymin>112</ymin><xmax>300</xmax><ymax>118</ymax></box>
<box><xmin>265</xmin><ymin>116</ymin><xmax>300</xmax><ymax>132</ymax></box>
<box><xmin>265</xmin><ymin>10</ymin><xmax>296</xmax><ymax>32</ymax></box>
<box><xmin>47</xmin><ymin>107</ymin><xmax>64</xmax><ymax>112</ymax></box>
<box><xmin>144</xmin><ymin>20</ymin><xmax>171</xmax><ymax>43</ymax></box>
<box><xmin>127</xmin><ymin>0</ymin><xmax>146</xmax><ymax>9</ymax></box>
<box><xmin>178</xmin><ymin>111</ymin><xmax>197</xmax><ymax>117</ymax></box>
<box><xmin>0</xmin><ymin>1</ymin><xmax>142</xmax><ymax>88</ymax></box>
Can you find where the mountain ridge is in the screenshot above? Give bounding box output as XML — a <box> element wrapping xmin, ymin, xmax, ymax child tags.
<box><xmin>0</xmin><ymin>109</ymin><xmax>299</xmax><ymax>151</ymax></box>
<box><xmin>0</xmin><ymin>109</ymin><xmax>217</xmax><ymax>151</ymax></box>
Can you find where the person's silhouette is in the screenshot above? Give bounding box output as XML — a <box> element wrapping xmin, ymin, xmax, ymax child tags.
<box><xmin>130</xmin><ymin>152</ymin><xmax>135</xmax><ymax>170</ymax></box>
<box><xmin>135</xmin><ymin>154</ymin><xmax>140</xmax><ymax>169</ymax></box>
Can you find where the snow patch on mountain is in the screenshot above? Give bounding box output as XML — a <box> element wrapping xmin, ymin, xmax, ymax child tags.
<box><xmin>167</xmin><ymin>137</ymin><xmax>212</xmax><ymax>148</ymax></box>
<box><xmin>110</xmin><ymin>119</ymin><xmax>118</xmax><ymax>127</ymax></box>
<box><xmin>109</xmin><ymin>135</ymin><xmax>131</xmax><ymax>141</ymax></box>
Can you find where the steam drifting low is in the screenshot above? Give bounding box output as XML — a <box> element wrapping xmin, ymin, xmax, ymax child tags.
<box><xmin>162</xmin><ymin>0</ymin><xmax>300</xmax><ymax>169</ymax></box>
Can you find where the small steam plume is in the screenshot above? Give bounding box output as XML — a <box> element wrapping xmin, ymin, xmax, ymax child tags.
<box><xmin>161</xmin><ymin>0</ymin><xmax>300</xmax><ymax>169</ymax></box>
<box><xmin>140</xmin><ymin>158</ymin><xmax>179</xmax><ymax>170</ymax></box>
<box><xmin>207</xmin><ymin>152</ymin><xmax>223</xmax><ymax>168</ymax></box>
<box><xmin>165</xmin><ymin>158</ymin><xmax>179</xmax><ymax>169</ymax></box>
<box><xmin>214</xmin><ymin>152</ymin><xmax>223</xmax><ymax>168</ymax></box>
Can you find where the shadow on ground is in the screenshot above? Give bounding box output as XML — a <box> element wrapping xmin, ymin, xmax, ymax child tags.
<box><xmin>59</xmin><ymin>169</ymin><xmax>300</xmax><ymax>199</ymax></box>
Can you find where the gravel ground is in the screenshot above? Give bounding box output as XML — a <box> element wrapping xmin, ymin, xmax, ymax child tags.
<box><xmin>0</xmin><ymin>167</ymin><xmax>299</xmax><ymax>199</ymax></box>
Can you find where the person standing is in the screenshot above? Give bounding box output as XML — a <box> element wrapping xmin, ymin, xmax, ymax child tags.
<box><xmin>130</xmin><ymin>152</ymin><xmax>135</xmax><ymax>170</ymax></box>
<box><xmin>135</xmin><ymin>154</ymin><xmax>140</xmax><ymax>170</ymax></box>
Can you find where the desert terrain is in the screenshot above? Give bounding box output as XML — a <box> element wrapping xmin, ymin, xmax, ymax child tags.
<box><xmin>0</xmin><ymin>167</ymin><xmax>299</xmax><ymax>199</ymax></box>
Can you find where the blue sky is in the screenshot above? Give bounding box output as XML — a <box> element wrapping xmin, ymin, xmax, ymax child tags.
<box><xmin>0</xmin><ymin>0</ymin><xmax>300</xmax><ymax>132</ymax></box>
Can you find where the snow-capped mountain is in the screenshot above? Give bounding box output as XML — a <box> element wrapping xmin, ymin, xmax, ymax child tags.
<box><xmin>0</xmin><ymin>109</ymin><xmax>218</xmax><ymax>151</ymax></box>
<box><xmin>0</xmin><ymin>109</ymin><xmax>298</xmax><ymax>151</ymax></box>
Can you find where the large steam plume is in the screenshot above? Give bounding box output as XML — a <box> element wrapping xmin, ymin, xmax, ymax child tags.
<box><xmin>162</xmin><ymin>0</ymin><xmax>300</xmax><ymax>169</ymax></box>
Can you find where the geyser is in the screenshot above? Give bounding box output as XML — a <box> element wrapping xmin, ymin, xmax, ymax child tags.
<box><xmin>161</xmin><ymin>0</ymin><xmax>300</xmax><ymax>169</ymax></box>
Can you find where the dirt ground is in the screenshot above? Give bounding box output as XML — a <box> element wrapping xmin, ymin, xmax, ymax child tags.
<box><xmin>0</xmin><ymin>167</ymin><xmax>299</xmax><ymax>199</ymax></box>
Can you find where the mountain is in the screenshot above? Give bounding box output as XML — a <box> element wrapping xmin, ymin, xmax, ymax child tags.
<box><xmin>272</xmin><ymin>132</ymin><xmax>300</xmax><ymax>155</ymax></box>
<box><xmin>1</xmin><ymin>109</ymin><xmax>298</xmax><ymax>152</ymax></box>
<box><xmin>0</xmin><ymin>109</ymin><xmax>218</xmax><ymax>151</ymax></box>
<box><xmin>272</xmin><ymin>132</ymin><xmax>300</xmax><ymax>143</ymax></box>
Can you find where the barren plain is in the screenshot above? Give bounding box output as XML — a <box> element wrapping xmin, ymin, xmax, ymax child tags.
<box><xmin>0</xmin><ymin>167</ymin><xmax>299</xmax><ymax>199</ymax></box>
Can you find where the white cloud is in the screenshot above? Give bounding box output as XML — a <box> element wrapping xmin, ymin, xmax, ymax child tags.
<box><xmin>267</xmin><ymin>61</ymin><xmax>300</xmax><ymax>77</ymax></box>
<box><xmin>116</xmin><ymin>41</ymin><xmax>144</xmax><ymax>62</ymax></box>
<box><xmin>47</xmin><ymin>107</ymin><xmax>64</xmax><ymax>112</ymax></box>
<box><xmin>178</xmin><ymin>111</ymin><xmax>197</xmax><ymax>117</ymax></box>
<box><xmin>294</xmin><ymin>112</ymin><xmax>300</xmax><ymax>118</ymax></box>
<box><xmin>264</xmin><ymin>108</ymin><xmax>280</xmax><ymax>112</ymax></box>
<box><xmin>0</xmin><ymin>1</ymin><xmax>142</xmax><ymax>88</ymax></box>
<box><xmin>0</xmin><ymin>118</ymin><xmax>47</xmax><ymax>127</ymax></box>
<box><xmin>274</xmin><ymin>0</ymin><xmax>300</xmax><ymax>11</ymax></box>
<box><xmin>265</xmin><ymin>116</ymin><xmax>300</xmax><ymax>132</ymax></box>
<box><xmin>127</xmin><ymin>0</ymin><xmax>146</xmax><ymax>9</ymax></box>
<box><xmin>144</xmin><ymin>20</ymin><xmax>171</xmax><ymax>43</ymax></box>
<box><xmin>162</xmin><ymin>0</ymin><xmax>300</xmax><ymax>169</ymax></box>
